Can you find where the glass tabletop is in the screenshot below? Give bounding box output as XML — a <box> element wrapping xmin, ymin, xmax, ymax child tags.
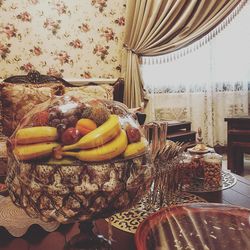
<box><xmin>135</xmin><ymin>203</ymin><xmax>250</xmax><ymax>250</ymax></box>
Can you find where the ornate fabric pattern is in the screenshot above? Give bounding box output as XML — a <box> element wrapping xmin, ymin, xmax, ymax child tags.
<box><xmin>0</xmin><ymin>82</ymin><xmax>64</xmax><ymax>136</ymax></box>
<box><xmin>0</xmin><ymin>0</ymin><xmax>126</xmax><ymax>79</ymax></box>
<box><xmin>6</xmin><ymin>154</ymin><xmax>152</xmax><ymax>223</ymax></box>
<box><xmin>64</xmin><ymin>84</ymin><xmax>114</xmax><ymax>101</ymax></box>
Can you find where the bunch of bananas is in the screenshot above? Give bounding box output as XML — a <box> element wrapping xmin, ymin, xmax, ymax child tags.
<box><xmin>13</xmin><ymin>114</ymin><xmax>148</xmax><ymax>162</ymax></box>
<box><xmin>14</xmin><ymin>126</ymin><xmax>60</xmax><ymax>161</ymax></box>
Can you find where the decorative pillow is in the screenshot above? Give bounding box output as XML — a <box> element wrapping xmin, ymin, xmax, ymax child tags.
<box><xmin>64</xmin><ymin>84</ymin><xmax>114</xmax><ymax>102</ymax></box>
<box><xmin>0</xmin><ymin>82</ymin><xmax>64</xmax><ymax>136</ymax></box>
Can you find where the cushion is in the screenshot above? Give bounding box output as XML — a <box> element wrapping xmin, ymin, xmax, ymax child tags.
<box><xmin>0</xmin><ymin>82</ymin><xmax>64</xmax><ymax>136</ymax></box>
<box><xmin>64</xmin><ymin>84</ymin><xmax>114</xmax><ymax>102</ymax></box>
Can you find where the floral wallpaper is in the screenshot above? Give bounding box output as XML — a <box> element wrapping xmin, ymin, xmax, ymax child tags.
<box><xmin>0</xmin><ymin>0</ymin><xmax>126</xmax><ymax>79</ymax></box>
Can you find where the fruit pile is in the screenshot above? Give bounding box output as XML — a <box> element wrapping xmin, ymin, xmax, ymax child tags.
<box><xmin>12</xmin><ymin>97</ymin><xmax>148</xmax><ymax>163</ymax></box>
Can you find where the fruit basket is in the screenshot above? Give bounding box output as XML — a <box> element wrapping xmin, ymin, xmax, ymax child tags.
<box><xmin>6</xmin><ymin>96</ymin><xmax>152</xmax><ymax>248</ymax></box>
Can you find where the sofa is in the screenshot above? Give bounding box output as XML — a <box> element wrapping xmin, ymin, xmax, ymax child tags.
<box><xmin>0</xmin><ymin>70</ymin><xmax>145</xmax><ymax>176</ymax></box>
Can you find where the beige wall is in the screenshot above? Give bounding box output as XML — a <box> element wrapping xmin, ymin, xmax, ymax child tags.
<box><xmin>0</xmin><ymin>0</ymin><xmax>126</xmax><ymax>79</ymax></box>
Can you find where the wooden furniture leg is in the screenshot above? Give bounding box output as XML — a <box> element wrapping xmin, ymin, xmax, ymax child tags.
<box><xmin>225</xmin><ymin>117</ymin><xmax>250</xmax><ymax>175</ymax></box>
<box><xmin>233</xmin><ymin>146</ymin><xmax>244</xmax><ymax>175</ymax></box>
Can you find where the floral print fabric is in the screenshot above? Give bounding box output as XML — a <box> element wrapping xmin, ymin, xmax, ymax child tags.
<box><xmin>0</xmin><ymin>0</ymin><xmax>126</xmax><ymax>79</ymax></box>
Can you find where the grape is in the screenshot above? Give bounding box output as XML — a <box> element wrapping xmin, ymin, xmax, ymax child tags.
<box><xmin>57</xmin><ymin>123</ymin><xmax>67</xmax><ymax>136</ymax></box>
<box><xmin>61</xmin><ymin>118</ymin><xmax>69</xmax><ymax>127</ymax></box>
<box><xmin>74</xmin><ymin>108</ymin><xmax>83</xmax><ymax>119</ymax></box>
<box><xmin>64</xmin><ymin>109</ymin><xmax>75</xmax><ymax>118</ymax></box>
<box><xmin>48</xmin><ymin>111</ymin><xmax>58</xmax><ymax>120</ymax></box>
<box><xmin>68</xmin><ymin>115</ymin><xmax>78</xmax><ymax>127</ymax></box>
<box><xmin>47</xmin><ymin>98</ymin><xmax>89</xmax><ymax>136</ymax></box>
<box><xmin>57</xmin><ymin>111</ymin><xmax>63</xmax><ymax>119</ymax></box>
<box><xmin>49</xmin><ymin>118</ymin><xmax>60</xmax><ymax>127</ymax></box>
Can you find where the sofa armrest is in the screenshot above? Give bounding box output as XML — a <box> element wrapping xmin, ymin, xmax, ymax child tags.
<box><xmin>112</xmin><ymin>80</ymin><xmax>147</xmax><ymax>125</ymax></box>
<box><xmin>135</xmin><ymin>112</ymin><xmax>147</xmax><ymax>125</ymax></box>
<box><xmin>112</xmin><ymin>78</ymin><xmax>124</xmax><ymax>103</ymax></box>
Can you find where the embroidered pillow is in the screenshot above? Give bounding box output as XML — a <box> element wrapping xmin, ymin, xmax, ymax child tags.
<box><xmin>64</xmin><ymin>84</ymin><xmax>113</xmax><ymax>101</ymax></box>
<box><xmin>0</xmin><ymin>82</ymin><xmax>64</xmax><ymax>136</ymax></box>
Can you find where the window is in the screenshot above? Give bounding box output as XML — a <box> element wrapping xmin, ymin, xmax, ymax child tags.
<box><xmin>141</xmin><ymin>2</ymin><xmax>250</xmax><ymax>146</ymax></box>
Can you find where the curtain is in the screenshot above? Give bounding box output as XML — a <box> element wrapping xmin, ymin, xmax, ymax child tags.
<box><xmin>141</xmin><ymin>1</ymin><xmax>250</xmax><ymax>146</ymax></box>
<box><xmin>122</xmin><ymin>0</ymin><xmax>244</xmax><ymax>108</ymax></box>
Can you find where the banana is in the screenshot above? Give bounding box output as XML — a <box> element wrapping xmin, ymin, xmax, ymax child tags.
<box><xmin>16</xmin><ymin>126</ymin><xmax>58</xmax><ymax>144</ymax></box>
<box><xmin>63</xmin><ymin>129</ymin><xmax>128</xmax><ymax>162</ymax></box>
<box><xmin>62</xmin><ymin>114</ymin><xmax>121</xmax><ymax>151</ymax></box>
<box><xmin>13</xmin><ymin>142</ymin><xmax>60</xmax><ymax>161</ymax></box>
<box><xmin>123</xmin><ymin>137</ymin><xmax>148</xmax><ymax>159</ymax></box>
<box><xmin>47</xmin><ymin>157</ymin><xmax>75</xmax><ymax>165</ymax></box>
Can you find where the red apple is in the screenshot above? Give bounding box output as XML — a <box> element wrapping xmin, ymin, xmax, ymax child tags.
<box><xmin>126</xmin><ymin>126</ymin><xmax>141</xmax><ymax>143</ymax></box>
<box><xmin>61</xmin><ymin>127</ymin><xmax>81</xmax><ymax>145</ymax></box>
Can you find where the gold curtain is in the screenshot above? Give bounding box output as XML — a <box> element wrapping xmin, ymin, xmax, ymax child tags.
<box><xmin>122</xmin><ymin>0</ymin><xmax>243</xmax><ymax>108</ymax></box>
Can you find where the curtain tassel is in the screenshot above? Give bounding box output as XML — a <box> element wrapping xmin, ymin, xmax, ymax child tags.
<box><xmin>141</xmin><ymin>0</ymin><xmax>248</xmax><ymax>65</ymax></box>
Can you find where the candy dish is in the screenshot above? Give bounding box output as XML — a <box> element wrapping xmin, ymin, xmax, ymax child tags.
<box><xmin>187</xmin><ymin>147</ymin><xmax>211</xmax><ymax>154</ymax></box>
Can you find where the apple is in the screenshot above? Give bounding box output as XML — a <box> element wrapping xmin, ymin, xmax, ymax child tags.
<box><xmin>126</xmin><ymin>126</ymin><xmax>141</xmax><ymax>143</ymax></box>
<box><xmin>61</xmin><ymin>127</ymin><xmax>81</xmax><ymax>145</ymax></box>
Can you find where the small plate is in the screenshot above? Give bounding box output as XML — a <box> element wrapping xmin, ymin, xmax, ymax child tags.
<box><xmin>187</xmin><ymin>147</ymin><xmax>211</xmax><ymax>154</ymax></box>
<box><xmin>135</xmin><ymin>203</ymin><xmax>250</xmax><ymax>250</ymax></box>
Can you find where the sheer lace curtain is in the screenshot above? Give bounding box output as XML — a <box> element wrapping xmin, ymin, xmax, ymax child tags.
<box><xmin>122</xmin><ymin>0</ymin><xmax>243</xmax><ymax>108</ymax></box>
<box><xmin>141</xmin><ymin>1</ymin><xmax>250</xmax><ymax>146</ymax></box>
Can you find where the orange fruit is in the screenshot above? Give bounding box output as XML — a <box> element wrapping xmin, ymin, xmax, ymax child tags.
<box><xmin>76</xmin><ymin>118</ymin><xmax>97</xmax><ymax>135</ymax></box>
